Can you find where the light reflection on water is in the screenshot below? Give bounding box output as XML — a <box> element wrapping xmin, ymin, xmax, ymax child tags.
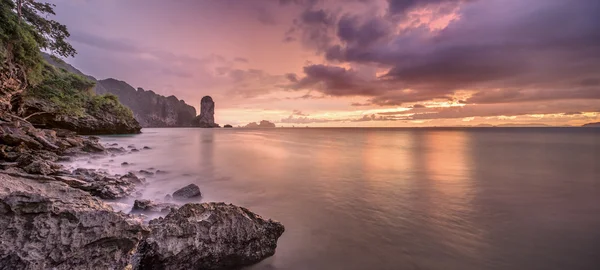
<box><xmin>69</xmin><ymin>128</ymin><xmax>600</xmax><ymax>270</ymax></box>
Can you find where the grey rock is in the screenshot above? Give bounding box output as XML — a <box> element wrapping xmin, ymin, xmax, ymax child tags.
<box><xmin>0</xmin><ymin>173</ymin><xmax>149</xmax><ymax>270</ymax></box>
<box><xmin>134</xmin><ymin>203</ymin><xmax>285</xmax><ymax>270</ymax></box>
<box><xmin>130</xmin><ymin>199</ymin><xmax>178</xmax><ymax>214</ymax></box>
<box><xmin>172</xmin><ymin>184</ymin><xmax>201</xmax><ymax>199</ymax></box>
<box><xmin>138</xmin><ymin>170</ymin><xmax>154</xmax><ymax>176</ymax></box>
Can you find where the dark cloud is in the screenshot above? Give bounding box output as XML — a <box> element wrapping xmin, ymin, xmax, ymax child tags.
<box><xmin>387</xmin><ymin>0</ymin><xmax>465</xmax><ymax>15</ymax></box>
<box><xmin>337</xmin><ymin>15</ymin><xmax>392</xmax><ymax>47</ymax></box>
<box><xmin>286</xmin><ymin>73</ymin><xmax>299</xmax><ymax>82</ymax></box>
<box><xmin>411</xmin><ymin>104</ymin><xmax>426</xmax><ymax>108</ymax></box>
<box><xmin>291</xmin><ymin>0</ymin><xmax>600</xmax><ymax>107</ymax></box>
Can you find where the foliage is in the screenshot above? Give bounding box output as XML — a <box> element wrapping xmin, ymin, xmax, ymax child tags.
<box><xmin>88</xmin><ymin>93</ymin><xmax>135</xmax><ymax>120</ymax></box>
<box><xmin>26</xmin><ymin>64</ymin><xmax>135</xmax><ymax>119</ymax></box>
<box><xmin>26</xmin><ymin>64</ymin><xmax>93</xmax><ymax>116</ymax></box>
<box><xmin>17</xmin><ymin>0</ymin><xmax>76</xmax><ymax>58</ymax></box>
<box><xmin>0</xmin><ymin>0</ymin><xmax>44</xmax><ymax>84</ymax></box>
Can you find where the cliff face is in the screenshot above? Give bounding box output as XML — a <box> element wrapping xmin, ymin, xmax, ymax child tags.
<box><xmin>96</xmin><ymin>79</ymin><xmax>196</xmax><ymax>127</ymax></box>
<box><xmin>191</xmin><ymin>96</ymin><xmax>219</xmax><ymax>128</ymax></box>
<box><xmin>42</xmin><ymin>54</ymin><xmax>196</xmax><ymax>128</ymax></box>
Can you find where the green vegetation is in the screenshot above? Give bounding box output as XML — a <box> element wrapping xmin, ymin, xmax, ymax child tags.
<box><xmin>1</xmin><ymin>0</ymin><xmax>136</xmax><ymax>127</ymax></box>
<box><xmin>0</xmin><ymin>0</ymin><xmax>44</xmax><ymax>84</ymax></box>
<box><xmin>26</xmin><ymin>64</ymin><xmax>133</xmax><ymax>119</ymax></box>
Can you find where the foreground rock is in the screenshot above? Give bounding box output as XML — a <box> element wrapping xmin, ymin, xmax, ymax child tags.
<box><xmin>172</xmin><ymin>183</ymin><xmax>202</xmax><ymax>199</ymax></box>
<box><xmin>0</xmin><ymin>173</ymin><xmax>149</xmax><ymax>269</ymax></box>
<box><xmin>135</xmin><ymin>203</ymin><xmax>285</xmax><ymax>270</ymax></box>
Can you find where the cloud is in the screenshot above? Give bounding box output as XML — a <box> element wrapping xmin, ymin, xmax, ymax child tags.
<box><xmin>292</xmin><ymin>110</ymin><xmax>309</xmax><ymax>116</ymax></box>
<box><xmin>387</xmin><ymin>0</ymin><xmax>465</xmax><ymax>15</ymax></box>
<box><xmin>290</xmin><ymin>0</ymin><xmax>600</xmax><ymax>107</ymax></box>
<box><xmin>233</xmin><ymin>57</ymin><xmax>249</xmax><ymax>63</ymax></box>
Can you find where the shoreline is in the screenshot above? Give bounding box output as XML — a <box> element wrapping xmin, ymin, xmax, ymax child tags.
<box><xmin>0</xmin><ymin>115</ymin><xmax>285</xmax><ymax>269</ymax></box>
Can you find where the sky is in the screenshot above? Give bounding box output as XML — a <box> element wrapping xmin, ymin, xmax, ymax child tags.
<box><xmin>48</xmin><ymin>0</ymin><xmax>600</xmax><ymax>127</ymax></box>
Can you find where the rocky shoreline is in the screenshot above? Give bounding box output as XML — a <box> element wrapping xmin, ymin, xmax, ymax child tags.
<box><xmin>0</xmin><ymin>113</ymin><xmax>285</xmax><ymax>269</ymax></box>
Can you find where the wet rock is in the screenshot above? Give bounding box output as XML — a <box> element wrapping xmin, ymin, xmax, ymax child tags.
<box><xmin>122</xmin><ymin>162</ymin><xmax>130</xmax><ymax>166</ymax></box>
<box><xmin>172</xmin><ymin>184</ymin><xmax>201</xmax><ymax>199</ymax></box>
<box><xmin>128</xmin><ymin>145</ymin><xmax>135</xmax><ymax>149</ymax></box>
<box><xmin>134</xmin><ymin>203</ymin><xmax>285</xmax><ymax>270</ymax></box>
<box><xmin>131</xmin><ymin>148</ymin><xmax>139</xmax><ymax>152</ymax></box>
<box><xmin>110</xmin><ymin>143</ymin><xmax>119</xmax><ymax>146</ymax></box>
<box><xmin>155</xmin><ymin>170</ymin><xmax>168</xmax><ymax>175</ymax></box>
<box><xmin>121</xmin><ymin>172</ymin><xmax>145</xmax><ymax>185</ymax></box>
<box><xmin>143</xmin><ymin>146</ymin><xmax>151</xmax><ymax>150</ymax></box>
<box><xmin>164</xmin><ymin>194</ymin><xmax>172</xmax><ymax>201</ymax></box>
<box><xmin>0</xmin><ymin>173</ymin><xmax>149</xmax><ymax>270</ymax></box>
<box><xmin>138</xmin><ymin>170</ymin><xmax>154</xmax><ymax>176</ymax></box>
<box><xmin>70</xmin><ymin>169</ymin><xmax>139</xmax><ymax>199</ymax></box>
<box><xmin>130</xmin><ymin>200</ymin><xmax>178</xmax><ymax>214</ymax></box>
<box><xmin>106</xmin><ymin>147</ymin><xmax>127</xmax><ymax>153</ymax></box>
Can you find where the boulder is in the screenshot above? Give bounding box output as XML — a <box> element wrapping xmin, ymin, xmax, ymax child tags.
<box><xmin>0</xmin><ymin>173</ymin><xmax>149</xmax><ymax>270</ymax></box>
<box><xmin>130</xmin><ymin>200</ymin><xmax>178</xmax><ymax>214</ymax></box>
<box><xmin>134</xmin><ymin>203</ymin><xmax>285</xmax><ymax>270</ymax></box>
<box><xmin>172</xmin><ymin>184</ymin><xmax>201</xmax><ymax>199</ymax></box>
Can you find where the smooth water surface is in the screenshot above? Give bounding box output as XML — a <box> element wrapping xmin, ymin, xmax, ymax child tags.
<box><xmin>72</xmin><ymin>128</ymin><xmax>600</xmax><ymax>270</ymax></box>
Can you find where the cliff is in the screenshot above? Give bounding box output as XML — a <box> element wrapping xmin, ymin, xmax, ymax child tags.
<box><xmin>42</xmin><ymin>53</ymin><xmax>196</xmax><ymax>128</ymax></box>
<box><xmin>97</xmin><ymin>79</ymin><xmax>196</xmax><ymax>127</ymax></box>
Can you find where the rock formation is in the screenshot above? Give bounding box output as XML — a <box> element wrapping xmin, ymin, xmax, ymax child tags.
<box><xmin>244</xmin><ymin>120</ymin><xmax>276</xmax><ymax>128</ymax></box>
<box><xmin>15</xmin><ymin>95</ymin><xmax>142</xmax><ymax>135</ymax></box>
<box><xmin>191</xmin><ymin>96</ymin><xmax>220</xmax><ymax>128</ymax></box>
<box><xmin>0</xmin><ymin>173</ymin><xmax>149</xmax><ymax>270</ymax></box>
<box><xmin>97</xmin><ymin>79</ymin><xmax>197</xmax><ymax>127</ymax></box>
<box><xmin>134</xmin><ymin>203</ymin><xmax>285</xmax><ymax>270</ymax></box>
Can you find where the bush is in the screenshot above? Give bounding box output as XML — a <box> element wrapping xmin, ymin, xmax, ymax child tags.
<box><xmin>89</xmin><ymin>93</ymin><xmax>134</xmax><ymax>119</ymax></box>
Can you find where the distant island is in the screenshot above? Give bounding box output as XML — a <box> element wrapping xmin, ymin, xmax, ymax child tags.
<box><xmin>582</xmin><ymin>122</ymin><xmax>600</xmax><ymax>127</ymax></box>
<box><xmin>244</xmin><ymin>120</ymin><xmax>276</xmax><ymax>128</ymax></box>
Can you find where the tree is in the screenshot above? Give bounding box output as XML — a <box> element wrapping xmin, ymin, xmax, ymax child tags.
<box><xmin>13</xmin><ymin>0</ymin><xmax>76</xmax><ymax>58</ymax></box>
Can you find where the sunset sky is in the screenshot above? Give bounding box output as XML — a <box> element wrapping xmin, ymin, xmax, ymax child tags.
<box><xmin>49</xmin><ymin>0</ymin><xmax>600</xmax><ymax>127</ymax></box>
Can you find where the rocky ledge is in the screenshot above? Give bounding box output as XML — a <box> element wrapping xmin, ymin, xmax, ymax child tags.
<box><xmin>0</xmin><ymin>114</ymin><xmax>285</xmax><ymax>269</ymax></box>
<box><xmin>0</xmin><ymin>173</ymin><xmax>149</xmax><ymax>270</ymax></box>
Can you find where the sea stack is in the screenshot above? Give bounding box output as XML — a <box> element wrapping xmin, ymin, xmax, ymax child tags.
<box><xmin>191</xmin><ymin>96</ymin><xmax>219</xmax><ymax>128</ymax></box>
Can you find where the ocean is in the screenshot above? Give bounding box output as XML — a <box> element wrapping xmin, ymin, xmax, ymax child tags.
<box><xmin>69</xmin><ymin>127</ymin><xmax>600</xmax><ymax>270</ymax></box>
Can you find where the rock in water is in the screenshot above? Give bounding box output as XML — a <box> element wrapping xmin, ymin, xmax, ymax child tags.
<box><xmin>131</xmin><ymin>200</ymin><xmax>178</xmax><ymax>214</ymax></box>
<box><xmin>191</xmin><ymin>96</ymin><xmax>219</xmax><ymax>128</ymax></box>
<box><xmin>135</xmin><ymin>203</ymin><xmax>285</xmax><ymax>270</ymax></box>
<box><xmin>0</xmin><ymin>173</ymin><xmax>149</xmax><ymax>269</ymax></box>
<box><xmin>172</xmin><ymin>184</ymin><xmax>202</xmax><ymax>199</ymax></box>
